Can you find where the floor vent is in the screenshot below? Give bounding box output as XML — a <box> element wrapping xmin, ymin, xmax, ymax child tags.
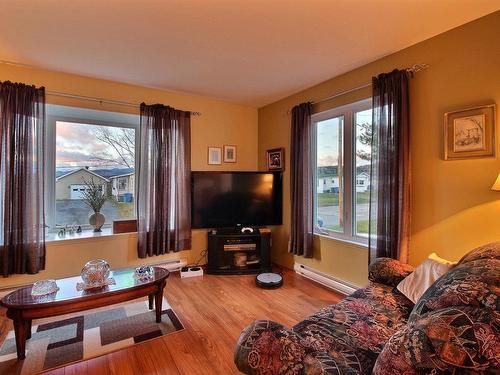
<box><xmin>294</xmin><ymin>263</ymin><xmax>358</xmax><ymax>295</ymax></box>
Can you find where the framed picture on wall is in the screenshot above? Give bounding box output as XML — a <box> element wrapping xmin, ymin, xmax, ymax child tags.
<box><xmin>223</xmin><ymin>145</ymin><xmax>237</xmax><ymax>163</ymax></box>
<box><xmin>207</xmin><ymin>147</ymin><xmax>222</xmax><ymax>165</ymax></box>
<box><xmin>444</xmin><ymin>104</ymin><xmax>496</xmax><ymax>160</ymax></box>
<box><xmin>267</xmin><ymin>148</ymin><xmax>284</xmax><ymax>171</ymax></box>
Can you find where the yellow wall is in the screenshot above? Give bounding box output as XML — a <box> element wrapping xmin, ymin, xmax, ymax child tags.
<box><xmin>0</xmin><ymin>63</ymin><xmax>258</xmax><ymax>288</ymax></box>
<box><xmin>259</xmin><ymin>11</ymin><xmax>500</xmax><ymax>286</ymax></box>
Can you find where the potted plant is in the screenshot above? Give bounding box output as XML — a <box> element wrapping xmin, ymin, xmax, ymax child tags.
<box><xmin>81</xmin><ymin>177</ymin><xmax>108</xmax><ymax>232</ymax></box>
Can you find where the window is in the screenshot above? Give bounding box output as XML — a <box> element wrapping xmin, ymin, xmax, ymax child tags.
<box><xmin>117</xmin><ymin>178</ymin><xmax>127</xmax><ymax>190</ymax></box>
<box><xmin>46</xmin><ymin>105</ymin><xmax>139</xmax><ymax>232</ymax></box>
<box><xmin>313</xmin><ymin>99</ymin><xmax>372</xmax><ymax>244</ymax></box>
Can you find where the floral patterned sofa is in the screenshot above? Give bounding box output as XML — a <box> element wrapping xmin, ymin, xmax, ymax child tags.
<box><xmin>234</xmin><ymin>242</ymin><xmax>499</xmax><ymax>374</ymax></box>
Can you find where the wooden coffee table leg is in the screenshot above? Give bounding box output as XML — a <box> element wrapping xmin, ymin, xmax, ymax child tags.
<box><xmin>13</xmin><ymin>316</ymin><xmax>27</xmax><ymax>360</ymax></box>
<box><xmin>148</xmin><ymin>294</ymin><xmax>154</xmax><ymax>310</ymax></box>
<box><xmin>26</xmin><ymin>319</ymin><xmax>32</xmax><ymax>340</ymax></box>
<box><xmin>154</xmin><ymin>291</ymin><xmax>163</xmax><ymax>323</ymax></box>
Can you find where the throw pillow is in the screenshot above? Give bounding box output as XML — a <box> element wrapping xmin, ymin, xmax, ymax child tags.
<box><xmin>396</xmin><ymin>254</ymin><xmax>454</xmax><ymax>303</ymax></box>
<box><xmin>428</xmin><ymin>252</ymin><xmax>457</xmax><ymax>266</ymax></box>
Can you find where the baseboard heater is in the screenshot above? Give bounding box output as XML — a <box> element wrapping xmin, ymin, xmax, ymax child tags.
<box><xmin>294</xmin><ymin>263</ymin><xmax>358</xmax><ymax>295</ymax></box>
<box><xmin>151</xmin><ymin>258</ymin><xmax>188</xmax><ymax>272</ymax></box>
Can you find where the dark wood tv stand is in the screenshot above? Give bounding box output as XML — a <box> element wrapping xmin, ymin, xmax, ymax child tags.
<box><xmin>206</xmin><ymin>227</ymin><xmax>272</xmax><ymax>275</ymax></box>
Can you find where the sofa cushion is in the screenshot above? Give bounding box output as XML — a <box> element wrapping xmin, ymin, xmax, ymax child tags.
<box><xmin>373</xmin><ymin>306</ymin><xmax>499</xmax><ymax>374</ymax></box>
<box><xmin>290</xmin><ymin>283</ymin><xmax>414</xmax><ymax>374</ymax></box>
<box><xmin>457</xmin><ymin>241</ymin><xmax>500</xmax><ymax>265</ymax></box>
<box><xmin>410</xmin><ymin>242</ymin><xmax>500</xmax><ymax>322</ymax></box>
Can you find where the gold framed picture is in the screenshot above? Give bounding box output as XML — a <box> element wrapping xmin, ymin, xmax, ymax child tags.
<box><xmin>223</xmin><ymin>145</ymin><xmax>237</xmax><ymax>163</ymax></box>
<box><xmin>444</xmin><ymin>104</ymin><xmax>496</xmax><ymax>160</ymax></box>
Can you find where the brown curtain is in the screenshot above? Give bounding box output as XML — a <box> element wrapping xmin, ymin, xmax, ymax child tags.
<box><xmin>289</xmin><ymin>102</ymin><xmax>314</xmax><ymax>257</ymax></box>
<box><xmin>0</xmin><ymin>81</ymin><xmax>46</xmax><ymax>277</ymax></box>
<box><xmin>137</xmin><ymin>103</ymin><xmax>191</xmax><ymax>258</ymax></box>
<box><xmin>368</xmin><ymin>69</ymin><xmax>411</xmax><ymax>264</ymax></box>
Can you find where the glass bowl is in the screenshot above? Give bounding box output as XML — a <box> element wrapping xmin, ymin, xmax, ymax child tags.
<box><xmin>134</xmin><ymin>266</ymin><xmax>154</xmax><ymax>279</ymax></box>
<box><xmin>31</xmin><ymin>279</ymin><xmax>59</xmax><ymax>296</ymax></box>
<box><xmin>81</xmin><ymin>259</ymin><xmax>111</xmax><ymax>287</ymax></box>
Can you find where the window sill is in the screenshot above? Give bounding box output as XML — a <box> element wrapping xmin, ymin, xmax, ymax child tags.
<box><xmin>314</xmin><ymin>232</ymin><xmax>368</xmax><ymax>248</ymax></box>
<box><xmin>46</xmin><ymin>228</ymin><xmax>137</xmax><ymax>246</ymax></box>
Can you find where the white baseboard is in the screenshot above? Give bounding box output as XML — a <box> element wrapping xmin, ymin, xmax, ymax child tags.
<box><xmin>294</xmin><ymin>263</ymin><xmax>358</xmax><ymax>295</ymax></box>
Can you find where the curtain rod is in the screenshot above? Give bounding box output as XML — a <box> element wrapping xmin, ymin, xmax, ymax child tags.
<box><xmin>288</xmin><ymin>63</ymin><xmax>429</xmax><ymax>113</ymax></box>
<box><xmin>46</xmin><ymin>90</ymin><xmax>202</xmax><ymax>116</ymax></box>
<box><xmin>0</xmin><ymin>59</ymin><xmax>202</xmax><ymax>116</ymax></box>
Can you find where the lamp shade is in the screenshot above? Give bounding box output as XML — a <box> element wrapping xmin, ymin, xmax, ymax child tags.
<box><xmin>492</xmin><ymin>174</ymin><xmax>500</xmax><ymax>191</ymax></box>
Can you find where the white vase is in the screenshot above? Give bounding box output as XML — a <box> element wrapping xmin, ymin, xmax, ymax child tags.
<box><xmin>89</xmin><ymin>212</ymin><xmax>105</xmax><ymax>232</ymax></box>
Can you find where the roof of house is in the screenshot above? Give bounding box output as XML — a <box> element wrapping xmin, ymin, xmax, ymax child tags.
<box><xmin>55</xmin><ymin>168</ymin><xmax>135</xmax><ymax>182</ymax></box>
<box><xmin>92</xmin><ymin>168</ymin><xmax>134</xmax><ymax>179</ymax></box>
<box><xmin>56</xmin><ymin>168</ymin><xmax>110</xmax><ymax>182</ymax></box>
<box><xmin>109</xmin><ymin>172</ymin><xmax>134</xmax><ymax>179</ymax></box>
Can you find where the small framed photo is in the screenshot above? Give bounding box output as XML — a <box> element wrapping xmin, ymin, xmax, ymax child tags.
<box><xmin>207</xmin><ymin>147</ymin><xmax>222</xmax><ymax>165</ymax></box>
<box><xmin>444</xmin><ymin>104</ymin><xmax>496</xmax><ymax>160</ymax></box>
<box><xmin>223</xmin><ymin>145</ymin><xmax>237</xmax><ymax>163</ymax></box>
<box><xmin>267</xmin><ymin>148</ymin><xmax>284</xmax><ymax>171</ymax></box>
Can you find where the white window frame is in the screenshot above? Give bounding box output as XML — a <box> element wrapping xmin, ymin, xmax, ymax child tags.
<box><xmin>312</xmin><ymin>98</ymin><xmax>371</xmax><ymax>245</ymax></box>
<box><xmin>45</xmin><ymin>105</ymin><xmax>139</xmax><ymax>232</ymax></box>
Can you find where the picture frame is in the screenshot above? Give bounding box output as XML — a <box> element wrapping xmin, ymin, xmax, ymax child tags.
<box><xmin>207</xmin><ymin>147</ymin><xmax>222</xmax><ymax>165</ymax></box>
<box><xmin>267</xmin><ymin>147</ymin><xmax>284</xmax><ymax>171</ymax></box>
<box><xmin>223</xmin><ymin>145</ymin><xmax>237</xmax><ymax>163</ymax></box>
<box><xmin>444</xmin><ymin>104</ymin><xmax>496</xmax><ymax>160</ymax></box>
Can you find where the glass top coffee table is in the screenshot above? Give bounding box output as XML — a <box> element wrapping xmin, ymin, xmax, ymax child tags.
<box><xmin>0</xmin><ymin>267</ymin><xmax>169</xmax><ymax>360</ymax></box>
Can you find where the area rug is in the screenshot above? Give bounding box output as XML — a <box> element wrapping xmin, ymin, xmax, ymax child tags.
<box><xmin>0</xmin><ymin>297</ymin><xmax>183</xmax><ymax>375</ymax></box>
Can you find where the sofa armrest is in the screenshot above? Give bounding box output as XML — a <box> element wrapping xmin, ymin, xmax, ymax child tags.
<box><xmin>368</xmin><ymin>257</ymin><xmax>414</xmax><ymax>287</ymax></box>
<box><xmin>234</xmin><ymin>320</ymin><xmax>308</xmax><ymax>374</ymax></box>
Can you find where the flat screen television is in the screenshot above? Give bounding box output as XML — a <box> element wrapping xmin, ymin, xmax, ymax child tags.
<box><xmin>191</xmin><ymin>171</ymin><xmax>282</xmax><ymax>229</ymax></box>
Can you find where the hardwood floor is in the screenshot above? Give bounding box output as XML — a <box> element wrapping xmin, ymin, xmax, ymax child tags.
<box><xmin>1</xmin><ymin>269</ymin><xmax>342</xmax><ymax>374</ymax></box>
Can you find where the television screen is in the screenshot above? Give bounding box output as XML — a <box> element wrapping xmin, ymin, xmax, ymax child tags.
<box><xmin>191</xmin><ymin>172</ymin><xmax>282</xmax><ymax>228</ymax></box>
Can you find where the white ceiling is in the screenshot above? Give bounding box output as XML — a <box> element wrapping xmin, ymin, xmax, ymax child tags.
<box><xmin>0</xmin><ymin>1</ymin><xmax>498</xmax><ymax>107</ymax></box>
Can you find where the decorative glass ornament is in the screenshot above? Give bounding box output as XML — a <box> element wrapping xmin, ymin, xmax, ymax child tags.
<box><xmin>81</xmin><ymin>259</ymin><xmax>110</xmax><ymax>287</ymax></box>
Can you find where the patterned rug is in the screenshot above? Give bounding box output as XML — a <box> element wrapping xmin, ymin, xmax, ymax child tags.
<box><xmin>0</xmin><ymin>297</ymin><xmax>183</xmax><ymax>374</ymax></box>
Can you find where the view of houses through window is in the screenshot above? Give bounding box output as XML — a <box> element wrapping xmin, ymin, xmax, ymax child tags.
<box><xmin>316</xmin><ymin>115</ymin><xmax>344</xmax><ymax>233</ymax></box>
<box><xmin>354</xmin><ymin>109</ymin><xmax>372</xmax><ymax>236</ymax></box>
<box><xmin>55</xmin><ymin>121</ymin><xmax>136</xmax><ymax>230</ymax></box>
<box><xmin>314</xmin><ymin>99</ymin><xmax>372</xmax><ymax>243</ymax></box>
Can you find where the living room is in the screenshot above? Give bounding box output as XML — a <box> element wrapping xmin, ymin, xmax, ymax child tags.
<box><xmin>0</xmin><ymin>2</ymin><xmax>498</xmax><ymax>374</ymax></box>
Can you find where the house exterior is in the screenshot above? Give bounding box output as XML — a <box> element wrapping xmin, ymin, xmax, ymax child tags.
<box><xmin>110</xmin><ymin>173</ymin><xmax>135</xmax><ymax>202</ymax></box>
<box><xmin>317</xmin><ymin>176</ymin><xmax>339</xmax><ymax>193</ymax></box>
<box><xmin>55</xmin><ymin>168</ymin><xmax>109</xmax><ymax>200</ymax></box>
<box><xmin>355</xmin><ymin>172</ymin><xmax>370</xmax><ymax>192</ymax></box>
<box><xmin>316</xmin><ymin>170</ymin><xmax>370</xmax><ymax>194</ymax></box>
<box><xmin>56</xmin><ymin>168</ymin><xmax>135</xmax><ymax>201</ymax></box>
